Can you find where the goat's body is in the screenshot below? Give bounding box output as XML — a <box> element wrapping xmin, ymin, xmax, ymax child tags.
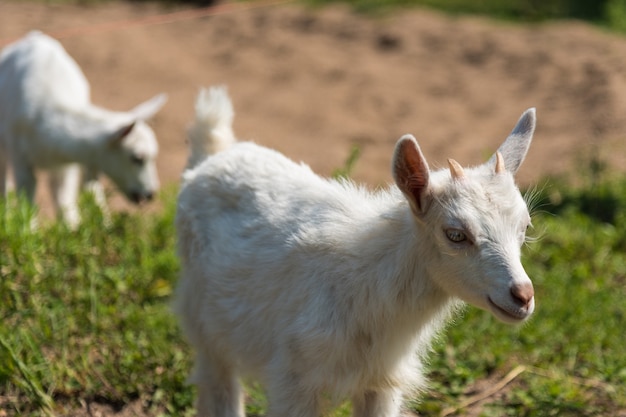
<box><xmin>176</xmin><ymin>87</ymin><xmax>537</xmax><ymax>416</ymax></box>
<box><xmin>177</xmin><ymin>142</ymin><xmax>456</xmax><ymax>415</ymax></box>
<box><xmin>0</xmin><ymin>31</ymin><xmax>165</xmax><ymax>226</ymax></box>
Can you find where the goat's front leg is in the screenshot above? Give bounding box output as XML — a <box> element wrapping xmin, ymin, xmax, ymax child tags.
<box><xmin>49</xmin><ymin>164</ymin><xmax>81</xmax><ymax>228</ymax></box>
<box><xmin>0</xmin><ymin>142</ymin><xmax>7</xmax><ymax>198</ymax></box>
<box><xmin>265</xmin><ymin>373</ymin><xmax>321</xmax><ymax>417</ymax></box>
<box><xmin>352</xmin><ymin>388</ymin><xmax>404</xmax><ymax>417</ymax></box>
<box><xmin>12</xmin><ymin>155</ymin><xmax>37</xmax><ymax>203</ymax></box>
<box><xmin>82</xmin><ymin>168</ymin><xmax>110</xmax><ymax>224</ymax></box>
<box><xmin>192</xmin><ymin>349</ymin><xmax>244</xmax><ymax>417</ymax></box>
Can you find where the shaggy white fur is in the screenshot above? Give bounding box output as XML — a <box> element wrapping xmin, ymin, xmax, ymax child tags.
<box><xmin>175</xmin><ymin>86</ymin><xmax>537</xmax><ymax>417</ymax></box>
<box><xmin>0</xmin><ymin>31</ymin><xmax>166</xmax><ymax>227</ymax></box>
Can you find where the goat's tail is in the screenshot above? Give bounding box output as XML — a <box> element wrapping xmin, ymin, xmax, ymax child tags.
<box><xmin>185</xmin><ymin>85</ymin><xmax>236</xmax><ymax>170</ymax></box>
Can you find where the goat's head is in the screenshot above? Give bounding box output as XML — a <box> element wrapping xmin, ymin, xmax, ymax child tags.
<box><xmin>393</xmin><ymin>108</ymin><xmax>536</xmax><ymax>323</ymax></box>
<box><xmin>98</xmin><ymin>94</ymin><xmax>166</xmax><ymax>204</ymax></box>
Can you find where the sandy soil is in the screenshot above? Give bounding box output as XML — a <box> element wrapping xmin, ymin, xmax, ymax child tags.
<box><xmin>3</xmin><ymin>0</ymin><xmax>626</xmax><ymax>217</ymax></box>
<box><xmin>2</xmin><ymin>0</ymin><xmax>626</xmax><ymax>415</ymax></box>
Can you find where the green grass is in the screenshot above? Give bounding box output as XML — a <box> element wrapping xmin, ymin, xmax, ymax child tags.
<box><xmin>0</xmin><ymin>190</ymin><xmax>193</xmax><ymax>415</ymax></box>
<box><xmin>305</xmin><ymin>0</ymin><xmax>626</xmax><ymax>32</ymax></box>
<box><xmin>18</xmin><ymin>0</ymin><xmax>626</xmax><ymax>33</ymax></box>
<box><xmin>1</xmin><ymin>169</ymin><xmax>625</xmax><ymax>416</ymax></box>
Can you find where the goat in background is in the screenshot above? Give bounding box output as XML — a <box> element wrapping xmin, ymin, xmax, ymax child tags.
<box><xmin>0</xmin><ymin>31</ymin><xmax>166</xmax><ymax>227</ymax></box>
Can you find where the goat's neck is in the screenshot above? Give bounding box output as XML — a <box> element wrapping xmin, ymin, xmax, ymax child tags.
<box><xmin>327</xmin><ymin>200</ymin><xmax>457</xmax><ymax>380</ymax></box>
<box><xmin>348</xmin><ymin>201</ymin><xmax>455</xmax><ymax>333</ymax></box>
<box><xmin>38</xmin><ymin>105</ymin><xmax>124</xmax><ymax>165</ymax></box>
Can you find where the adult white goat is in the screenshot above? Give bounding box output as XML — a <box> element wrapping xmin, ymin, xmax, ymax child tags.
<box><xmin>0</xmin><ymin>31</ymin><xmax>166</xmax><ymax>227</ymax></box>
<box><xmin>176</xmin><ymin>86</ymin><xmax>536</xmax><ymax>417</ymax></box>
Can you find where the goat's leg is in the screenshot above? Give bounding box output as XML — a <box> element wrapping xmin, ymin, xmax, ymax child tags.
<box><xmin>12</xmin><ymin>154</ymin><xmax>36</xmax><ymax>203</ymax></box>
<box><xmin>352</xmin><ymin>388</ymin><xmax>404</xmax><ymax>417</ymax></box>
<box><xmin>82</xmin><ymin>168</ymin><xmax>110</xmax><ymax>224</ymax></box>
<box><xmin>0</xmin><ymin>142</ymin><xmax>7</xmax><ymax>198</ymax></box>
<box><xmin>265</xmin><ymin>374</ymin><xmax>320</xmax><ymax>417</ymax></box>
<box><xmin>49</xmin><ymin>164</ymin><xmax>81</xmax><ymax>228</ymax></box>
<box><xmin>192</xmin><ymin>349</ymin><xmax>244</xmax><ymax>417</ymax></box>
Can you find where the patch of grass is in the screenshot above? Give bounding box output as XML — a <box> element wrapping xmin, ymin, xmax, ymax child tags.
<box><xmin>305</xmin><ymin>0</ymin><xmax>626</xmax><ymax>31</ymax></box>
<box><xmin>305</xmin><ymin>0</ymin><xmax>547</xmax><ymax>20</ymax></box>
<box><xmin>0</xmin><ymin>189</ymin><xmax>193</xmax><ymax>416</ymax></box>
<box><xmin>1</xmin><ymin>167</ymin><xmax>626</xmax><ymax>415</ymax></box>
<box><xmin>17</xmin><ymin>0</ymin><xmax>626</xmax><ymax>30</ymax></box>
<box><xmin>332</xmin><ymin>145</ymin><xmax>361</xmax><ymax>180</ymax></box>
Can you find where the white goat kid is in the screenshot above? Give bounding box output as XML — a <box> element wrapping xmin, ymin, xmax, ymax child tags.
<box><xmin>176</xmin><ymin>86</ymin><xmax>537</xmax><ymax>417</ymax></box>
<box><xmin>0</xmin><ymin>31</ymin><xmax>166</xmax><ymax>227</ymax></box>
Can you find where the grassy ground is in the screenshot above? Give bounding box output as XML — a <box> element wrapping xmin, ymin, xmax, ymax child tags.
<box><xmin>1</xmin><ymin>161</ymin><xmax>625</xmax><ymax>416</ymax></box>
<box><xmin>305</xmin><ymin>0</ymin><xmax>626</xmax><ymax>31</ymax></box>
<box><xmin>0</xmin><ymin>190</ymin><xmax>192</xmax><ymax>415</ymax></box>
<box><xmin>27</xmin><ymin>0</ymin><xmax>626</xmax><ymax>32</ymax></box>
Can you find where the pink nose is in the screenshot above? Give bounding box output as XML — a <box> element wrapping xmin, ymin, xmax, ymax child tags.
<box><xmin>511</xmin><ymin>282</ymin><xmax>534</xmax><ymax>307</ymax></box>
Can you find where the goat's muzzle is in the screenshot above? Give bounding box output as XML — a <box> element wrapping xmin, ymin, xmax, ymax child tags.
<box><xmin>510</xmin><ymin>282</ymin><xmax>534</xmax><ymax>309</ymax></box>
<box><xmin>129</xmin><ymin>191</ymin><xmax>155</xmax><ymax>204</ymax></box>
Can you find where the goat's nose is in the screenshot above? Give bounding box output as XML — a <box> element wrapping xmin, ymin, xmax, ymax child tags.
<box><xmin>129</xmin><ymin>191</ymin><xmax>155</xmax><ymax>204</ymax></box>
<box><xmin>129</xmin><ymin>191</ymin><xmax>141</xmax><ymax>204</ymax></box>
<box><xmin>511</xmin><ymin>282</ymin><xmax>534</xmax><ymax>307</ymax></box>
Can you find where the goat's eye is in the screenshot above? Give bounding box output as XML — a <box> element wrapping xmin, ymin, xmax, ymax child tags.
<box><xmin>130</xmin><ymin>154</ymin><xmax>144</xmax><ymax>166</ymax></box>
<box><xmin>445</xmin><ymin>229</ymin><xmax>467</xmax><ymax>243</ymax></box>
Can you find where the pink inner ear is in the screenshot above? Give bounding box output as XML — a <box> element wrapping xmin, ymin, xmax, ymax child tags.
<box><xmin>109</xmin><ymin>122</ymin><xmax>135</xmax><ymax>148</ymax></box>
<box><xmin>395</xmin><ymin>138</ymin><xmax>429</xmax><ymax>212</ymax></box>
<box><xmin>407</xmin><ymin>171</ymin><xmax>428</xmax><ymax>211</ymax></box>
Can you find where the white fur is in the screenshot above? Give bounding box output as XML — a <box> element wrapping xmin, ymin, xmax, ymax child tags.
<box><xmin>0</xmin><ymin>31</ymin><xmax>167</xmax><ymax>227</ymax></box>
<box><xmin>185</xmin><ymin>86</ymin><xmax>235</xmax><ymax>170</ymax></box>
<box><xmin>175</xmin><ymin>86</ymin><xmax>537</xmax><ymax>417</ymax></box>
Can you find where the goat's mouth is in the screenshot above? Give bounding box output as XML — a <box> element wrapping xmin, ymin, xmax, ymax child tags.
<box><xmin>487</xmin><ymin>297</ymin><xmax>532</xmax><ymax>323</ymax></box>
<box><xmin>128</xmin><ymin>191</ymin><xmax>155</xmax><ymax>205</ymax></box>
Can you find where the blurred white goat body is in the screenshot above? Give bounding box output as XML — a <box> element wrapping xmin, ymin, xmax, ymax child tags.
<box><xmin>176</xmin><ymin>86</ymin><xmax>537</xmax><ymax>417</ymax></box>
<box><xmin>0</xmin><ymin>31</ymin><xmax>167</xmax><ymax>227</ymax></box>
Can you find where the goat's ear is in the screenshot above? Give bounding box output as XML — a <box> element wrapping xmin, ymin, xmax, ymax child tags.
<box><xmin>129</xmin><ymin>93</ymin><xmax>168</xmax><ymax>121</ymax></box>
<box><xmin>107</xmin><ymin>122</ymin><xmax>135</xmax><ymax>148</ymax></box>
<box><xmin>393</xmin><ymin>135</ymin><xmax>431</xmax><ymax>216</ymax></box>
<box><xmin>488</xmin><ymin>108</ymin><xmax>535</xmax><ymax>175</ymax></box>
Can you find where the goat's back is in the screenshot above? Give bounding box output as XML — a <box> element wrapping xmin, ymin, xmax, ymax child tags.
<box><xmin>178</xmin><ymin>141</ymin><xmax>378</xmax><ymax>246</ymax></box>
<box><xmin>177</xmin><ymin>141</ymin><xmax>375</xmax><ymax>281</ymax></box>
<box><xmin>0</xmin><ymin>31</ymin><xmax>89</xmax><ymax>126</ymax></box>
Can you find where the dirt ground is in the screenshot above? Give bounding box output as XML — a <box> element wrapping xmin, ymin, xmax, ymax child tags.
<box><xmin>3</xmin><ymin>0</ymin><xmax>626</xmax><ymax>217</ymax></box>
<box><xmin>2</xmin><ymin>0</ymin><xmax>626</xmax><ymax>415</ymax></box>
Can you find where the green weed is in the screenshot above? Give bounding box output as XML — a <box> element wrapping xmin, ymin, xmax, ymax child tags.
<box><xmin>304</xmin><ymin>0</ymin><xmax>626</xmax><ymax>31</ymax></box>
<box><xmin>0</xmin><ymin>190</ymin><xmax>192</xmax><ymax>415</ymax></box>
<box><xmin>1</xmin><ymin>169</ymin><xmax>625</xmax><ymax>415</ymax></box>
